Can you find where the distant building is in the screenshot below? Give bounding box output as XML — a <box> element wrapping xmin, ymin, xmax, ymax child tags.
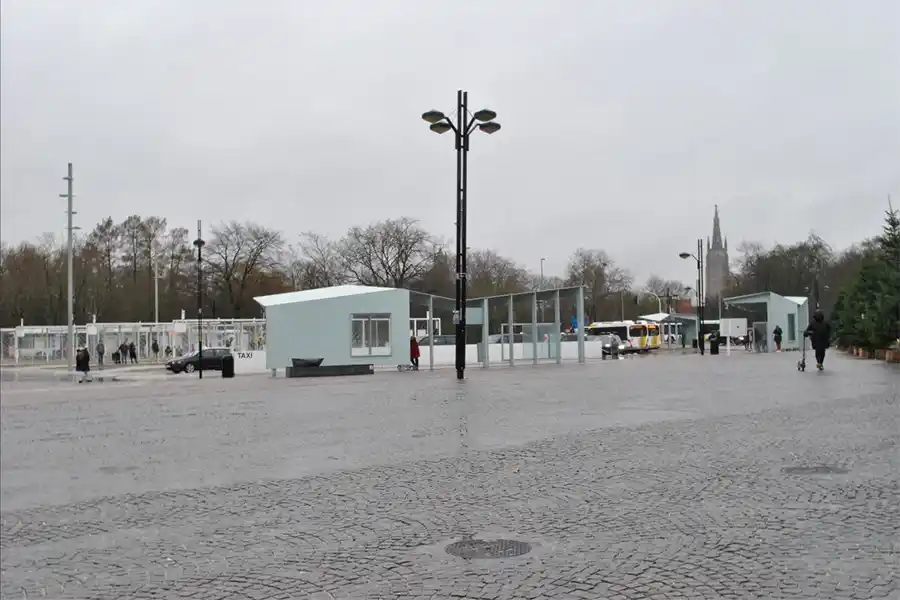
<box><xmin>705</xmin><ymin>205</ymin><xmax>730</xmax><ymax>301</ymax></box>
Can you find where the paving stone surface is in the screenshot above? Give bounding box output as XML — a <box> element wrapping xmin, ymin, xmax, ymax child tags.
<box><xmin>1</xmin><ymin>352</ymin><xmax>898</xmax><ymax>599</ymax></box>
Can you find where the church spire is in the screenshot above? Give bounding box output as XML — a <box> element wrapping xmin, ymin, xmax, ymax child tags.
<box><xmin>711</xmin><ymin>204</ymin><xmax>724</xmax><ymax>250</ymax></box>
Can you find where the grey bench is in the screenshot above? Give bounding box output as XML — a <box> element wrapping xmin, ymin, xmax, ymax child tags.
<box><xmin>286</xmin><ymin>358</ymin><xmax>374</xmax><ymax>378</ymax></box>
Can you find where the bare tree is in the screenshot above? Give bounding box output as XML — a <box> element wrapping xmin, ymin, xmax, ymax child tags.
<box><xmin>564</xmin><ymin>248</ymin><xmax>632</xmax><ymax>319</ymax></box>
<box><xmin>120</xmin><ymin>215</ymin><xmax>143</xmax><ymax>283</ymax></box>
<box><xmin>340</xmin><ymin>218</ymin><xmax>437</xmax><ymax>287</ymax></box>
<box><xmin>468</xmin><ymin>249</ymin><xmax>530</xmax><ymax>297</ymax></box>
<box><xmin>297</xmin><ymin>232</ymin><xmax>346</xmax><ymax>288</ymax></box>
<box><xmin>644</xmin><ymin>275</ymin><xmax>686</xmax><ymax>298</ymax></box>
<box><xmin>86</xmin><ymin>217</ymin><xmax>122</xmax><ymax>318</ymax></box>
<box><xmin>205</xmin><ymin>221</ymin><xmax>285</xmax><ymax>316</ymax></box>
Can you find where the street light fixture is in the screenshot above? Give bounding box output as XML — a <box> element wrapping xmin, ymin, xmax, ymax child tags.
<box><xmin>478</xmin><ymin>121</ymin><xmax>501</xmax><ymax>134</ymax></box>
<box><xmin>473</xmin><ymin>109</ymin><xmax>497</xmax><ymax>122</ymax></box>
<box><xmin>422</xmin><ymin>90</ymin><xmax>501</xmax><ymax>380</ymax></box>
<box><xmin>421</xmin><ymin>110</ymin><xmax>446</xmax><ymax>124</ymax></box>
<box><xmin>429</xmin><ymin>122</ymin><xmax>452</xmax><ymax>134</ymax></box>
<box><xmin>679</xmin><ymin>241</ymin><xmax>705</xmax><ymax>355</ymax></box>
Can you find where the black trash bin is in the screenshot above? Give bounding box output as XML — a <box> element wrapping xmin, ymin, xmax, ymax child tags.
<box><xmin>709</xmin><ymin>336</ymin><xmax>720</xmax><ymax>355</ymax></box>
<box><xmin>221</xmin><ymin>353</ymin><xmax>235</xmax><ymax>378</ymax></box>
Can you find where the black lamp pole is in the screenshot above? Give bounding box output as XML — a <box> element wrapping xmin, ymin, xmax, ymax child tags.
<box><xmin>422</xmin><ymin>92</ymin><xmax>501</xmax><ymax>380</ymax></box>
<box><xmin>697</xmin><ymin>238</ymin><xmax>705</xmax><ymax>355</ymax></box>
<box><xmin>679</xmin><ymin>240</ymin><xmax>705</xmax><ymax>355</ymax></box>
<box><xmin>193</xmin><ymin>222</ymin><xmax>206</xmax><ymax>379</ymax></box>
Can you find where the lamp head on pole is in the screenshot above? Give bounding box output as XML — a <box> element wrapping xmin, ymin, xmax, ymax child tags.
<box><xmin>429</xmin><ymin>121</ymin><xmax>452</xmax><ymax>134</ymax></box>
<box><xmin>678</xmin><ymin>252</ymin><xmax>691</xmax><ymax>260</ymax></box>
<box><xmin>478</xmin><ymin>121</ymin><xmax>501</xmax><ymax>134</ymax></box>
<box><xmin>421</xmin><ymin>110</ymin><xmax>446</xmax><ymax>124</ymax></box>
<box><xmin>473</xmin><ymin>109</ymin><xmax>497</xmax><ymax>122</ymax></box>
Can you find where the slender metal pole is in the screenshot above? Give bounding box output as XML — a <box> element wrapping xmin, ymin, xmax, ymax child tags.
<box><xmin>454</xmin><ymin>89</ymin><xmax>466</xmax><ymax>380</ymax></box>
<box><xmin>64</xmin><ymin>162</ymin><xmax>74</xmax><ymax>374</ymax></box>
<box><xmin>460</xmin><ymin>90</ymin><xmax>470</xmax><ymax>378</ymax></box>
<box><xmin>154</xmin><ymin>254</ymin><xmax>160</xmax><ymax>324</ymax></box>
<box><xmin>195</xmin><ymin>221</ymin><xmax>205</xmax><ymax>379</ymax></box>
<box><xmin>539</xmin><ymin>258</ymin><xmax>546</xmax><ymax>322</ymax></box>
<box><xmin>696</xmin><ymin>271</ymin><xmax>702</xmax><ymax>352</ymax></box>
<box><xmin>698</xmin><ymin>238</ymin><xmax>705</xmax><ymax>355</ymax></box>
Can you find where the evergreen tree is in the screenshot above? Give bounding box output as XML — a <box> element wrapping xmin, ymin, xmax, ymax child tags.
<box><xmin>876</xmin><ymin>203</ymin><xmax>900</xmax><ymax>345</ymax></box>
<box><xmin>833</xmin><ymin>203</ymin><xmax>900</xmax><ymax>349</ymax></box>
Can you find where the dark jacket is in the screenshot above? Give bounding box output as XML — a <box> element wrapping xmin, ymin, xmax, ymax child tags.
<box><xmin>76</xmin><ymin>349</ymin><xmax>91</xmax><ymax>372</ymax></box>
<box><xmin>804</xmin><ymin>317</ymin><xmax>831</xmax><ymax>350</ymax></box>
<box><xmin>773</xmin><ymin>326</ymin><xmax>783</xmax><ymax>341</ymax></box>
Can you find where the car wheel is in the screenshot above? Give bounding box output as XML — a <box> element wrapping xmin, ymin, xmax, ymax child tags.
<box><xmin>184</xmin><ymin>363</ymin><xmax>196</xmax><ymax>374</ymax></box>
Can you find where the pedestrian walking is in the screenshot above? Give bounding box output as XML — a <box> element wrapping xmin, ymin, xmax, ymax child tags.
<box><xmin>76</xmin><ymin>347</ymin><xmax>92</xmax><ymax>382</ymax></box>
<box><xmin>409</xmin><ymin>336</ymin><xmax>420</xmax><ymax>371</ymax></box>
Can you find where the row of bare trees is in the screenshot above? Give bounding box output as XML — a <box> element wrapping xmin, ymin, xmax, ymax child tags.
<box><xmin>0</xmin><ymin>215</ymin><xmax>686</xmax><ymax>327</ymax></box>
<box><xmin>0</xmin><ymin>214</ymin><xmax>879</xmax><ymax>328</ymax></box>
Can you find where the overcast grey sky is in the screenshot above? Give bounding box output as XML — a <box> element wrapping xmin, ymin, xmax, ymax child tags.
<box><xmin>2</xmin><ymin>0</ymin><xmax>898</xmax><ymax>283</ymax></box>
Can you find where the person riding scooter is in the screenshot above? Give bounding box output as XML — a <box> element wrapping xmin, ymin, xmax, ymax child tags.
<box><xmin>804</xmin><ymin>309</ymin><xmax>832</xmax><ymax>370</ymax></box>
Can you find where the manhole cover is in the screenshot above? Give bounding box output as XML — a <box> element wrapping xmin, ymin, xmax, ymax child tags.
<box><xmin>445</xmin><ymin>538</ymin><xmax>532</xmax><ymax>559</ymax></box>
<box><xmin>782</xmin><ymin>465</ymin><xmax>849</xmax><ymax>475</ymax></box>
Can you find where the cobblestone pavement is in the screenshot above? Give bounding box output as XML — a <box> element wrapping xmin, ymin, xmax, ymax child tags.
<box><xmin>1</xmin><ymin>352</ymin><xmax>898</xmax><ymax>599</ymax></box>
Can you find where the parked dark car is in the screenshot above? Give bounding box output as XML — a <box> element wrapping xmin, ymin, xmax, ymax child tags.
<box><xmin>487</xmin><ymin>333</ymin><xmax>528</xmax><ymax>344</ymax></box>
<box><xmin>416</xmin><ymin>335</ymin><xmax>456</xmax><ymax>346</ymax></box>
<box><xmin>165</xmin><ymin>348</ymin><xmax>231</xmax><ymax>374</ymax></box>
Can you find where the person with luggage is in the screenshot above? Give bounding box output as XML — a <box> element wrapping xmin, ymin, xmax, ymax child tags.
<box><xmin>804</xmin><ymin>309</ymin><xmax>832</xmax><ymax>370</ymax></box>
<box><xmin>773</xmin><ymin>325</ymin><xmax>783</xmax><ymax>352</ymax></box>
<box><xmin>409</xmin><ymin>335</ymin><xmax>420</xmax><ymax>371</ymax></box>
<box><xmin>76</xmin><ymin>346</ymin><xmax>92</xmax><ymax>382</ymax></box>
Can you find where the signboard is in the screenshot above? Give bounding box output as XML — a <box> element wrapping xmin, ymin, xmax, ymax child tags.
<box><xmin>720</xmin><ymin>318</ymin><xmax>747</xmax><ymax>337</ymax></box>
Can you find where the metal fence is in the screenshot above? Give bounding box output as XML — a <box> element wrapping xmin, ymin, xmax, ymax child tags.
<box><xmin>1</xmin><ymin>318</ymin><xmax>266</xmax><ymax>365</ymax></box>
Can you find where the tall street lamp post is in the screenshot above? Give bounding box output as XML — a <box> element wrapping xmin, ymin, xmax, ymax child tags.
<box><xmin>422</xmin><ymin>90</ymin><xmax>501</xmax><ymax>380</ymax></box>
<box><xmin>60</xmin><ymin>163</ymin><xmax>75</xmax><ymax>374</ymax></box>
<box><xmin>193</xmin><ymin>222</ymin><xmax>206</xmax><ymax>379</ymax></box>
<box><xmin>679</xmin><ymin>239</ymin><xmax>705</xmax><ymax>355</ymax></box>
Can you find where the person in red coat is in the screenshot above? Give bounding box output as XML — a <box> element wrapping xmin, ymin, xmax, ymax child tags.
<box><xmin>409</xmin><ymin>336</ymin><xmax>420</xmax><ymax>370</ymax></box>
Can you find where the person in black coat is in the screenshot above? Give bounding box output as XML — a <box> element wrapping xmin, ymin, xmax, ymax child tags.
<box><xmin>804</xmin><ymin>310</ymin><xmax>832</xmax><ymax>370</ymax></box>
<box><xmin>75</xmin><ymin>347</ymin><xmax>92</xmax><ymax>382</ymax></box>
